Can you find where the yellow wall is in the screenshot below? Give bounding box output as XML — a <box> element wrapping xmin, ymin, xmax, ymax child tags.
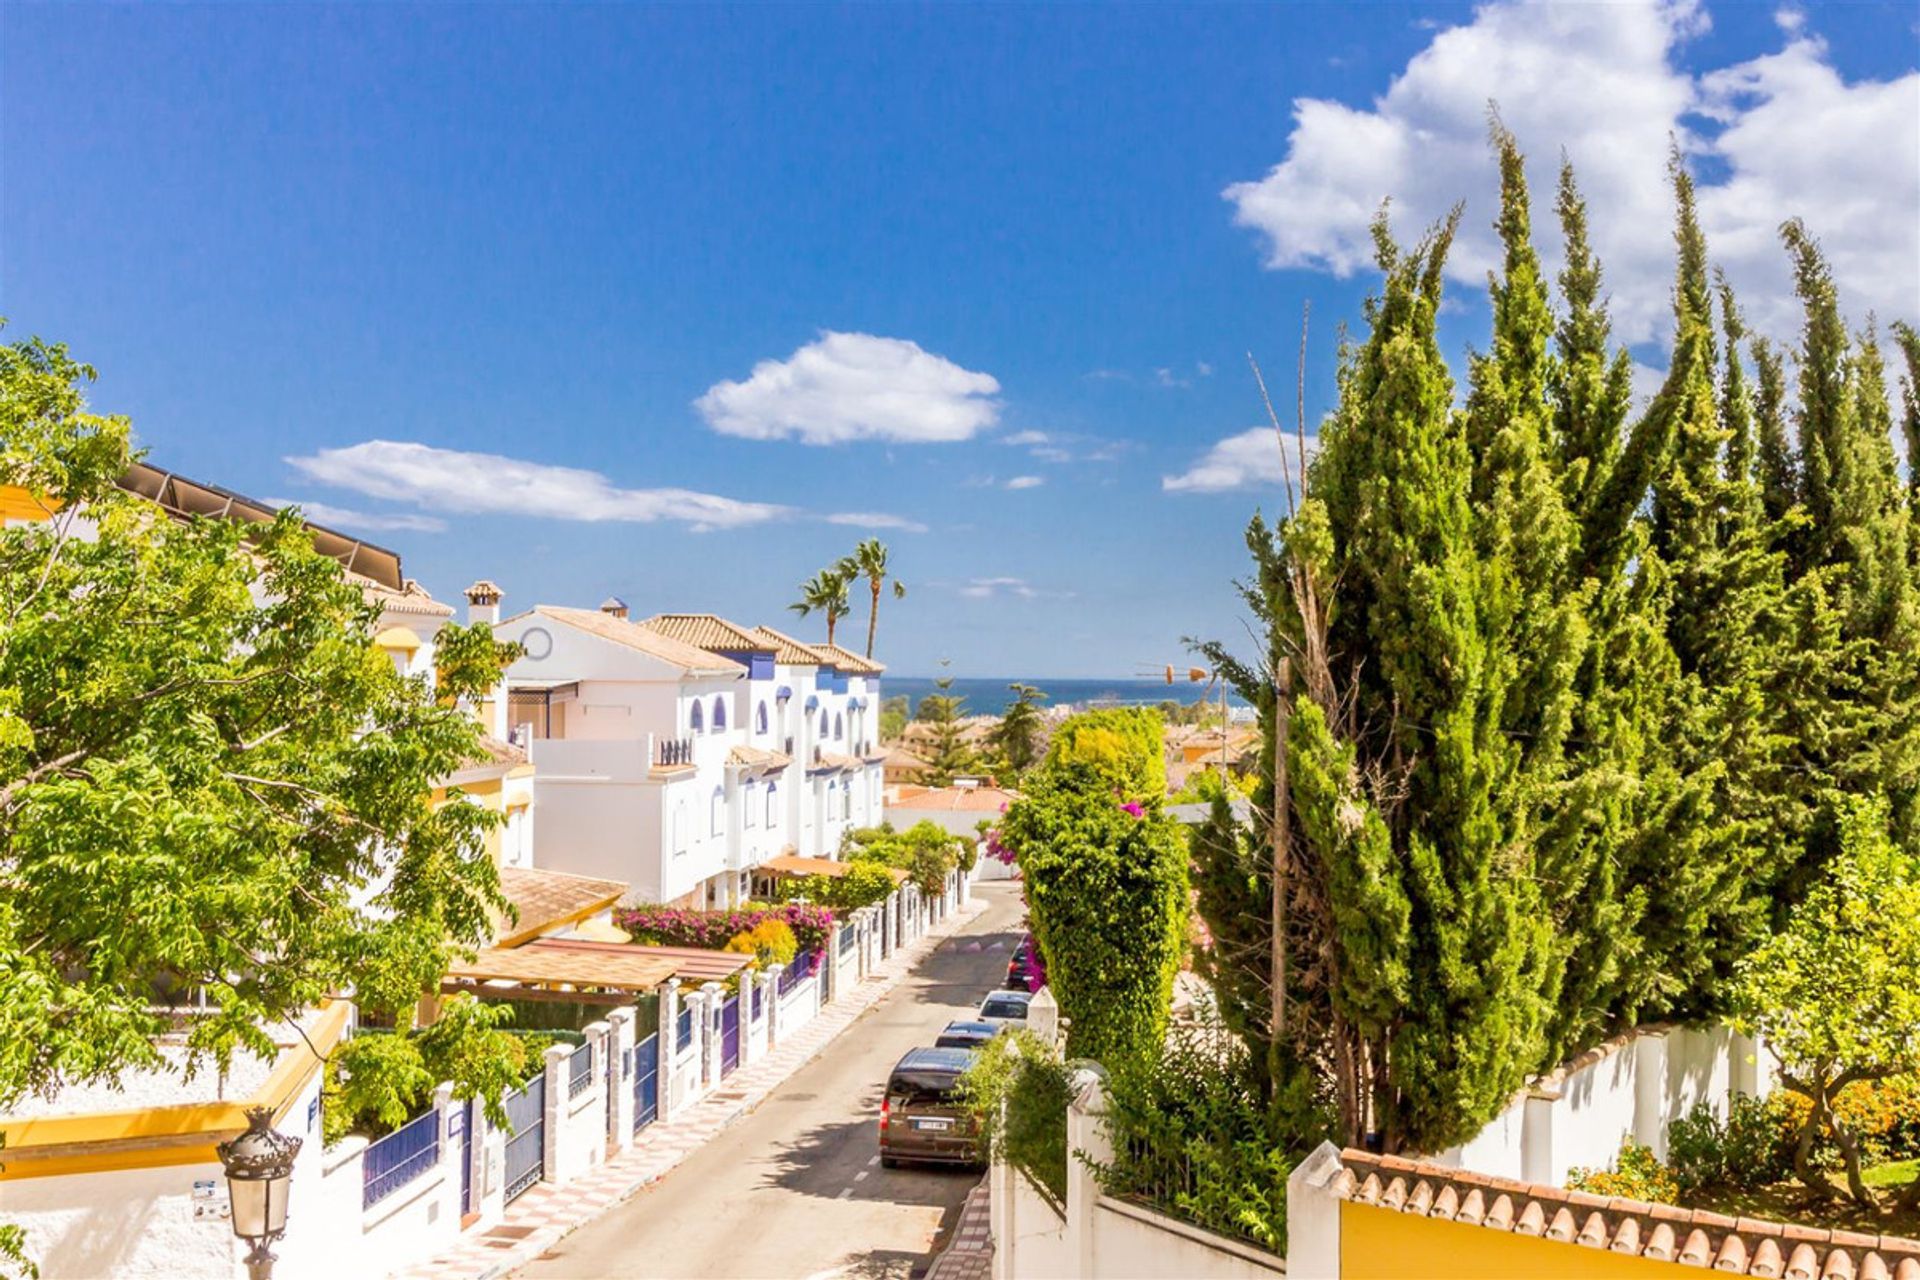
<box><xmin>1340</xmin><ymin>1203</ymin><xmax>1679</xmax><ymax>1280</ymax></box>
<box><xmin>0</xmin><ymin>485</ymin><xmax>59</xmax><ymax>524</ymax></box>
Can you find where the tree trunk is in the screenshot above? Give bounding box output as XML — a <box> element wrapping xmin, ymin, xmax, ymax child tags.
<box><xmin>1792</xmin><ymin>1093</ymin><xmax>1833</xmax><ymax>1201</ymax></box>
<box><xmin>867</xmin><ymin>582</ymin><xmax>880</xmax><ymax>657</ymax></box>
<box><xmin>827</xmin><ymin>613</ymin><xmax>838</xmax><ymax>646</ymax></box>
<box><xmin>1831</xmin><ymin>1121</ymin><xmax>1876</xmax><ymax>1208</ymax></box>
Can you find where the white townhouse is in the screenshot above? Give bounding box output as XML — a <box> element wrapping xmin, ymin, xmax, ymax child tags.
<box><xmin>488</xmin><ymin>598</ymin><xmax>888</xmax><ymax>909</ymax></box>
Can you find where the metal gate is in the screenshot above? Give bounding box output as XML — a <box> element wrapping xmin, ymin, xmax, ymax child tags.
<box><xmin>459</xmin><ymin>1099</ymin><xmax>475</xmax><ymax>1217</ymax></box>
<box><xmin>502</xmin><ymin>1074</ymin><xmax>545</xmax><ymax>1203</ymax></box>
<box><xmin>633</xmin><ymin>1032</ymin><xmax>659</xmax><ymax>1132</ymax></box>
<box><xmin>720</xmin><ymin>995</ymin><xmax>741</xmax><ymax>1076</ymax></box>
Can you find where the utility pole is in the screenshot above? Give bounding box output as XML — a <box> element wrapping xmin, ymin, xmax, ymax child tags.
<box><xmin>1272</xmin><ymin>657</ymin><xmax>1291</xmax><ymax>1046</ymax></box>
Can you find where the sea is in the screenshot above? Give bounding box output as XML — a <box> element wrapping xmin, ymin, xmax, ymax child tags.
<box><xmin>883</xmin><ymin>677</ymin><xmax>1251</xmax><ymax>718</ymax></box>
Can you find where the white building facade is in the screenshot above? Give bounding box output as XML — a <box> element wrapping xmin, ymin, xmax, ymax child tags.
<box><xmin>493</xmin><ymin>603</ymin><xmax>886</xmax><ymax>909</ymax></box>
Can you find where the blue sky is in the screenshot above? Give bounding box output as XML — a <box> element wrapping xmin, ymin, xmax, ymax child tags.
<box><xmin>5</xmin><ymin>2</ymin><xmax>1916</xmax><ymax>677</ymax></box>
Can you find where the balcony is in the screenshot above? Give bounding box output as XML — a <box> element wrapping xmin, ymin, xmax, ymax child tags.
<box><xmin>655</xmin><ymin>737</ymin><xmax>694</xmax><ymax>768</ymax></box>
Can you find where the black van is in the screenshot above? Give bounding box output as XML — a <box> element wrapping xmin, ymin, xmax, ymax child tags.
<box><xmin>879</xmin><ymin>1047</ymin><xmax>981</xmax><ymax>1168</ymax></box>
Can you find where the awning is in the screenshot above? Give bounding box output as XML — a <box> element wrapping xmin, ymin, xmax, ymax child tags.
<box><xmin>776</xmin><ymin>685</ymin><xmax>793</xmax><ymax>700</ymax></box>
<box><xmin>374</xmin><ymin>625</ymin><xmax>424</xmax><ymax>652</ymax></box>
<box><xmin>525</xmin><ymin>938</ymin><xmax>753</xmax><ymax>984</ymax></box>
<box><xmin>758</xmin><ymin>854</ymin><xmax>908</xmax><ymax>885</ymax></box>
<box><xmin>804</xmin><ymin>694</ymin><xmax>820</xmax><ymax>711</ymax></box>
<box><xmin>444</xmin><ymin>946</ymin><xmax>677</xmax><ymax>993</ymax></box>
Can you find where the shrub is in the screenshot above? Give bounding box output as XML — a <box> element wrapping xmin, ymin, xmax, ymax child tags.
<box><xmin>618</xmin><ymin>902</ymin><xmax>835</xmax><ymax>955</ymax></box>
<box><xmin>1774</xmin><ymin>1075</ymin><xmax>1920</xmax><ymax>1169</ymax></box>
<box><xmin>1568</xmin><ymin>1139</ymin><xmax>1680</xmax><ymax>1205</ymax></box>
<box><xmin>1666</xmin><ymin>1095</ymin><xmax>1794</xmax><ymax>1195</ymax></box>
<box><xmin>723</xmin><ymin>918</ymin><xmax>799</xmax><ymax>969</ymax></box>
<box><xmin>844</xmin><ymin>819</ymin><xmax>965</xmax><ymax>896</ymax></box>
<box><xmin>1097</xmin><ymin>1020</ymin><xmax>1293</xmax><ymax>1254</ymax></box>
<box><xmin>323</xmin><ymin>996</ymin><xmax>545</xmax><ymax>1145</ymax></box>
<box><xmin>955</xmin><ymin>1030</ymin><xmax>1076</xmax><ymax>1210</ymax></box>
<box><xmin>1000</xmin><ymin>760</ymin><xmax>1188</xmax><ymax>1065</ymax></box>
<box><xmin>771</xmin><ymin>862</ymin><xmax>897</xmax><ymax>911</ymax></box>
<box><xmin>1044</xmin><ymin>707</ymin><xmax>1165</xmax><ymax>798</ymax></box>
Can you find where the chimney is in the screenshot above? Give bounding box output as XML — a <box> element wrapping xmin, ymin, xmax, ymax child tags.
<box><xmin>464</xmin><ymin>579</ymin><xmax>503</xmax><ymax>626</ymax></box>
<box><xmin>600</xmin><ymin>595</ymin><xmax>629</xmax><ymax>621</ymax></box>
<box><xmin>463</xmin><ymin>580</ymin><xmax>509</xmax><ymax>740</ymax></box>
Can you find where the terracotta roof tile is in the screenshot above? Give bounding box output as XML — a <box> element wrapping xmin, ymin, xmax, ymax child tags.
<box><xmin>529</xmin><ymin>606</ymin><xmax>745</xmax><ymax>676</ymax></box>
<box><xmin>641</xmin><ymin>613</ymin><xmax>775</xmax><ymax>656</ymax></box>
<box><xmin>748</xmin><ymin>625</ymin><xmax>830</xmax><ymax>666</ymax></box>
<box><xmin>1332</xmin><ymin>1149</ymin><xmax>1920</xmax><ymax>1279</ymax></box>
<box><xmin>494</xmin><ymin>866</ymin><xmax>627</xmax><ymax>946</ymax></box>
<box><xmin>814</xmin><ymin>641</ymin><xmax>886</xmax><ymax>674</ymax></box>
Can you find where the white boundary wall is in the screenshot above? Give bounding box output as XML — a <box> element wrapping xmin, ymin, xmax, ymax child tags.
<box><xmin>1429</xmin><ymin>1022</ymin><xmax>1772</xmax><ymax>1186</ymax></box>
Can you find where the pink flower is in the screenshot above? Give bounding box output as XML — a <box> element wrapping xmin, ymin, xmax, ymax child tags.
<box><xmin>1120</xmin><ymin>801</ymin><xmax>1145</xmax><ymax>818</ymax></box>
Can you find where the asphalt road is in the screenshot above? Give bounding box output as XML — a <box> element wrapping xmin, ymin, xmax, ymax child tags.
<box><xmin>517</xmin><ymin>882</ymin><xmax>1027</xmax><ymax>1280</ymax></box>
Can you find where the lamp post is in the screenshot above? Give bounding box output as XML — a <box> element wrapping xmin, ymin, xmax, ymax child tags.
<box><xmin>216</xmin><ymin>1106</ymin><xmax>302</xmax><ymax>1280</ymax></box>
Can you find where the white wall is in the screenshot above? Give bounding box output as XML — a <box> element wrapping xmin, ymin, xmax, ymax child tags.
<box><xmin>0</xmin><ymin>1158</ymin><xmax>238</xmax><ymax>1279</ymax></box>
<box><xmin>1091</xmin><ymin>1199</ymin><xmax>1285</xmax><ymax>1279</ymax></box>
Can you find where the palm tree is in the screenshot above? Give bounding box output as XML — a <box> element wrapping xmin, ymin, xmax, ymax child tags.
<box><xmin>790</xmin><ymin>566</ymin><xmax>852</xmax><ymax>646</ymax></box>
<box><xmin>843</xmin><ymin>538</ymin><xmax>906</xmax><ymax>658</ymax></box>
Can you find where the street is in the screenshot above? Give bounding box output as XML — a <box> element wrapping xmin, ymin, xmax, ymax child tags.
<box><xmin>516</xmin><ymin>882</ymin><xmax>1027</xmax><ymax>1280</ymax></box>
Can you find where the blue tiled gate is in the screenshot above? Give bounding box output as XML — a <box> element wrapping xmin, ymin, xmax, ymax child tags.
<box><xmin>720</xmin><ymin>995</ymin><xmax>741</xmax><ymax>1076</ymax></box>
<box><xmin>632</xmin><ymin>1031</ymin><xmax>659</xmax><ymax>1132</ymax></box>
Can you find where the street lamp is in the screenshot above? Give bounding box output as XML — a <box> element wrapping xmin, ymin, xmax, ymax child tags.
<box><xmin>216</xmin><ymin>1105</ymin><xmax>302</xmax><ymax>1280</ymax></box>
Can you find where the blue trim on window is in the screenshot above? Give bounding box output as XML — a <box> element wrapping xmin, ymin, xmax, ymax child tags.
<box><xmin>712</xmin><ymin>696</ymin><xmax>727</xmax><ymax>731</ymax></box>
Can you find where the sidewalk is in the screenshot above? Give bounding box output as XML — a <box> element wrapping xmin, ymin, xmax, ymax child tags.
<box><xmin>923</xmin><ymin>1176</ymin><xmax>993</xmax><ymax>1280</ymax></box>
<box><xmin>400</xmin><ymin>897</ymin><xmax>992</xmax><ymax>1280</ymax></box>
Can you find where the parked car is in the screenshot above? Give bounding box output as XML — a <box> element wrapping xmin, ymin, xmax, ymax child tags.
<box><xmin>879</xmin><ymin>1047</ymin><xmax>981</xmax><ymax>1168</ymax></box>
<box><xmin>933</xmin><ymin>1019</ymin><xmax>999</xmax><ymax>1050</ymax></box>
<box><xmin>1005</xmin><ymin>939</ymin><xmax>1030</xmax><ymax>989</ymax></box>
<box><xmin>976</xmin><ymin>989</ymin><xmax>1033</xmax><ymax>1027</ymax></box>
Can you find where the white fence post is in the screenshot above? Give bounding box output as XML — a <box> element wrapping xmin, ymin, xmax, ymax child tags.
<box><xmin>607</xmin><ymin>1007</ymin><xmax>635</xmax><ymax>1154</ymax></box>
<box><xmin>1066</xmin><ymin>1070</ymin><xmax>1112</xmax><ymax>1279</ymax></box>
<box><xmin>700</xmin><ymin>981</ymin><xmax>725</xmax><ymax>1084</ymax></box>
<box><xmin>1286</xmin><ymin>1142</ymin><xmax>1347</xmax><ymax>1279</ymax></box>
<box><xmin>581</xmin><ymin>1019</ymin><xmax>611</xmax><ymax>1173</ymax></box>
<box><xmin>540</xmin><ymin>1044</ymin><xmax>571</xmax><ymax>1187</ymax></box>
<box><xmin>763</xmin><ymin>963</ymin><xmax>786</xmax><ymax>1047</ymax></box>
<box><xmin>657</xmin><ymin>978</ymin><xmax>681</xmax><ymax>1122</ymax></box>
<box><xmin>683</xmin><ymin>990</ymin><xmax>710</xmax><ymax>1097</ymax></box>
<box><xmin>432</xmin><ymin>1082</ymin><xmax>461</xmax><ymax>1232</ymax></box>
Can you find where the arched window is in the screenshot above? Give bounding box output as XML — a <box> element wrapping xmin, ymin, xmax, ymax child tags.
<box><xmin>841</xmin><ymin>778</ymin><xmax>852</xmax><ymax>820</ymax></box>
<box><xmin>690</xmin><ymin>700</ymin><xmax>704</xmax><ymax>734</ymax></box>
<box><xmin>712</xmin><ymin>696</ymin><xmax>727</xmax><ymax>732</ymax></box>
<box><xmin>756</xmin><ymin>702</ymin><xmax>769</xmax><ymax>734</ymax></box>
<box><xmin>765</xmin><ymin>781</ymin><xmax>778</xmax><ymax>827</ymax></box>
<box><xmin>819</xmin><ymin>709</ymin><xmax>829</xmax><ymax>737</ymax></box>
<box><xmin>711</xmin><ymin>785</ymin><xmax>725</xmax><ymax>836</ymax></box>
<box><xmin>833</xmin><ymin>713</ymin><xmax>844</xmax><ymax>740</ymax></box>
<box><xmin>743</xmin><ymin>782</ymin><xmax>756</xmax><ymax>828</ymax></box>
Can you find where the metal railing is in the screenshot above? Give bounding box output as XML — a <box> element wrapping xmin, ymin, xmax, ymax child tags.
<box><xmin>837</xmin><ymin>924</ymin><xmax>857</xmax><ymax>957</ymax></box>
<box><xmin>778</xmin><ymin>952</ymin><xmax>813</xmax><ymax>998</ymax></box>
<box><xmin>676</xmin><ymin>1004</ymin><xmax>694</xmax><ymax>1054</ymax></box>
<box><xmin>633</xmin><ymin>1032</ymin><xmax>659</xmax><ymax>1131</ymax></box>
<box><xmin>656</xmin><ymin>736</ymin><xmax>693</xmax><ymax>767</ymax></box>
<box><xmin>567</xmin><ymin>1042</ymin><xmax>594</xmax><ymax>1099</ymax></box>
<box><xmin>362</xmin><ymin>1108</ymin><xmax>439</xmax><ymax>1210</ymax></box>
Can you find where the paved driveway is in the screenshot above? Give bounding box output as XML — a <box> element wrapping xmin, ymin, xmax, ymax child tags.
<box><xmin>516</xmin><ymin>883</ymin><xmax>1026</xmax><ymax>1280</ymax></box>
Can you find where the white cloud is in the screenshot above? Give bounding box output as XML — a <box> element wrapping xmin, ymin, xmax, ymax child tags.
<box><xmin>1001</xmin><ymin>430</ymin><xmax>1053</xmax><ymax>446</ymax></box>
<box><xmin>1163</xmin><ymin>427</ymin><xmax>1317</xmax><ymax>494</ymax></box>
<box><xmin>953</xmin><ymin>576</ymin><xmax>1071</xmax><ymax>600</ymax></box>
<box><xmin>826</xmin><ymin>511</ymin><xmax>930</xmax><ymax>534</ymax></box>
<box><xmin>694</xmin><ymin>331</ymin><xmax>1001</xmax><ymax>445</ymax></box>
<box><xmin>1629</xmin><ymin>360</ymin><xmax>1668</xmax><ymax>409</ymax></box>
<box><xmin>1005</xmin><ymin>475</ymin><xmax>1045</xmax><ymax>490</ymax></box>
<box><xmin>1224</xmin><ymin>0</ymin><xmax>1919</xmax><ymax>345</ymax></box>
<box><xmin>266</xmin><ymin>498</ymin><xmax>447</xmax><ymax>535</ymax></box>
<box><xmin>286</xmin><ymin>440</ymin><xmax>787</xmax><ymax>532</ymax></box>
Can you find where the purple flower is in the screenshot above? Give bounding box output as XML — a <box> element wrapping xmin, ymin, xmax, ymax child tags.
<box><xmin>1120</xmin><ymin>801</ymin><xmax>1145</xmax><ymax>818</ymax></box>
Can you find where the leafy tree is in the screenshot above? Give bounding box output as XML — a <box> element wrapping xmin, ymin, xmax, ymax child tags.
<box><xmin>1000</xmin><ymin>746</ymin><xmax>1188</xmax><ymax>1065</ymax></box>
<box><xmin>789</xmin><ymin>564</ymin><xmax>853</xmax><ymax>647</ymax></box>
<box><xmin>840</xmin><ymin>537</ymin><xmax>906</xmax><ymax>659</ymax></box>
<box><xmin>844</xmin><ymin>819</ymin><xmax>964</xmax><ymax>895</ymax></box>
<box><xmin>878</xmin><ymin>694</ymin><xmax>909</xmax><ymax>742</ymax></box>
<box><xmin>984</xmin><ymin>682</ymin><xmax>1048</xmax><ymax>777</ymax></box>
<box><xmin>915</xmin><ymin>673</ymin><xmax>977</xmax><ymax>786</ymax></box>
<box><xmin>435</xmin><ymin>620</ymin><xmax>525</xmax><ymax>708</ymax></box>
<box><xmin>769</xmin><ymin>861</ymin><xmax>896</xmax><ymax>911</ymax></box>
<box><xmin>0</xmin><ymin>332</ymin><xmax>507</xmax><ymax>1111</ymax></box>
<box><xmin>1733</xmin><ymin>797</ymin><xmax>1920</xmax><ymax>1207</ymax></box>
<box><xmin>323</xmin><ymin>994</ymin><xmax>538</xmax><ymax>1145</ymax></box>
<box><xmin>1043</xmin><ymin>706</ymin><xmax>1164</xmax><ymax>797</ymax></box>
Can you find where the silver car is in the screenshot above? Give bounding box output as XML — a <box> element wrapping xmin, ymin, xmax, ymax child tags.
<box><xmin>975</xmin><ymin>989</ymin><xmax>1033</xmax><ymax>1028</ymax></box>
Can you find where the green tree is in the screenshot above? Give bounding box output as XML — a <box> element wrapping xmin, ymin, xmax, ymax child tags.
<box><xmin>844</xmin><ymin>819</ymin><xmax>964</xmax><ymax>895</ymax></box>
<box><xmin>841</xmin><ymin>538</ymin><xmax>906</xmax><ymax>659</ymax></box>
<box><xmin>1044</xmin><ymin>706</ymin><xmax>1164</xmax><ymax>797</ymax></box>
<box><xmin>0</xmin><ymin>332</ymin><xmax>508</xmax><ymax>1110</ymax></box>
<box><xmin>1733</xmin><ymin>797</ymin><xmax>1920</xmax><ymax>1207</ymax></box>
<box><xmin>789</xmin><ymin>564</ymin><xmax>853</xmax><ymax>647</ymax></box>
<box><xmin>984</xmin><ymin>682</ymin><xmax>1048</xmax><ymax>777</ymax></box>
<box><xmin>878</xmin><ymin>694</ymin><xmax>909</xmax><ymax>742</ymax></box>
<box><xmin>915</xmin><ymin>673</ymin><xmax>976</xmax><ymax>786</ymax></box>
<box><xmin>1000</xmin><ymin>759</ymin><xmax>1188</xmax><ymax>1066</ymax></box>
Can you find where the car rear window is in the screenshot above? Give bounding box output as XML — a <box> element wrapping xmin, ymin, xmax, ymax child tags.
<box><xmin>981</xmin><ymin>998</ymin><xmax>1028</xmax><ymax>1019</ymax></box>
<box><xmin>888</xmin><ymin>1069</ymin><xmax>963</xmax><ymax>1105</ymax></box>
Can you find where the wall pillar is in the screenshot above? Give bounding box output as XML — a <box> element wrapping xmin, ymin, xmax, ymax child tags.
<box><xmin>700</xmin><ymin>981</ymin><xmax>726</xmax><ymax>1083</ymax></box>
<box><xmin>1521</xmin><ymin>1089</ymin><xmax>1557</xmax><ymax>1185</ymax></box>
<box><xmin>657</xmin><ymin>978</ymin><xmax>681</xmax><ymax>1123</ymax></box>
<box><xmin>1633</xmin><ymin>1030</ymin><xmax>1670</xmax><ymax>1158</ymax></box>
<box><xmin>763</xmin><ymin>963</ymin><xmax>785</xmax><ymax>1048</ymax></box>
<box><xmin>607</xmin><ymin>1007</ymin><xmax>636</xmax><ymax>1153</ymax></box>
<box><xmin>540</xmin><ymin>1043</ymin><xmax>571</xmax><ymax>1186</ymax></box>
<box><xmin>1285</xmin><ymin>1142</ymin><xmax>1347</xmax><ymax>1280</ymax></box>
<box><xmin>581</xmin><ymin>1019</ymin><xmax>611</xmax><ymax>1173</ymax></box>
<box><xmin>683</xmin><ymin>990</ymin><xmax>710</xmax><ymax>1097</ymax></box>
<box><xmin>476</xmin><ymin>1086</ymin><xmax>507</xmax><ymax>1226</ymax></box>
<box><xmin>1066</xmin><ymin>1071</ymin><xmax>1113</xmax><ymax>1280</ymax></box>
<box><xmin>431</xmin><ymin>1082</ymin><xmax>462</xmax><ymax>1233</ymax></box>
